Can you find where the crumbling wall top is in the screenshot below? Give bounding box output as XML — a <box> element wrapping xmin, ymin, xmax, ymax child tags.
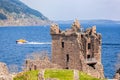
<box><xmin>50</xmin><ymin>20</ymin><xmax>99</xmax><ymax>37</ymax></box>
<box><xmin>85</xmin><ymin>26</ymin><xmax>97</xmax><ymax>35</ymax></box>
<box><xmin>71</xmin><ymin>19</ymin><xmax>81</xmax><ymax>32</ymax></box>
<box><xmin>91</xmin><ymin>26</ymin><xmax>96</xmax><ymax>34</ymax></box>
<box><xmin>50</xmin><ymin>24</ymin><xmax>60</xmax><ymax>34</ymax></box>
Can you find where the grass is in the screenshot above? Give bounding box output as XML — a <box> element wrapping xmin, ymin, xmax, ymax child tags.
<box><xmin>14</xmin><ymin>69</ymin><xmax>104</xmax><ymax>80</ymax></box>
<box><xmin>79</xmin><ymin>72</ymin><xmax>101</xmax><ymax>80</ymax></box>
<box><xmin>44</xmin><ymin>69</ymin><xmax>74</xmax><ymax>80</ymax></box>
<box><xmin>13</xmin><ymin>70</ymin><xmax>39</xmax><ymax>80</ymax></box>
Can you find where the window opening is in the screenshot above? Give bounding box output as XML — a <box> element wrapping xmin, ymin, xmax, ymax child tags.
<box><xmin>88</xmin><ymin>43</ymin><xmax>91</xmax><ymax>49</ymax></box>
<box><xmin>62</xmin><ymin>42</ymin><xmax>64</xmax><ymax>48</ymax></box>
<box><xmin>66</xmin><ymin>54</ymin><xmax>69</xmax><ymax>62</ymax></box>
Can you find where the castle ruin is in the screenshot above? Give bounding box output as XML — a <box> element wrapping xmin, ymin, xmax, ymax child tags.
<box><xmin>51</xmin><ymin>20</ymin><xmax>104</xmax><ymax>78</ymax></box>
<box><xmin>25</xmin><ymin>20</ymin><xmax>104</xmax><ymax>79</ymax></box>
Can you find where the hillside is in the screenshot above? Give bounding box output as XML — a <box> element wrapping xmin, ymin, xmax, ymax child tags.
<box><xmin>0</xmin><ymin>0</ymin><xmax>51</xmax><ymax>26</ymax></box>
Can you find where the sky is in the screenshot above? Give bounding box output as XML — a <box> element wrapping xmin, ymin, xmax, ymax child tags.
<box><xmin>20</xmin><ymin>0</ymin><xmax>120</xmax><ymax>20</ymax></box>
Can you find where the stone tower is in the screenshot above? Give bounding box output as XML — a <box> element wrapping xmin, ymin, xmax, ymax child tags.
<box><xmin>50</xmin><ymin>20</ymin><xmax>104</xmax><ymax>78</ymax></box>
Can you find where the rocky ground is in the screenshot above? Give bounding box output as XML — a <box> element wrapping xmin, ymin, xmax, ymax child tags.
<box><xmin>0</xmin><ymin>62</ymin><xmax>12</xmax><ymax>80</ymax></box>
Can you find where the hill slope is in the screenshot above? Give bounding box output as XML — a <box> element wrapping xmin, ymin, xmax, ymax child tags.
<box><xmin>0</xmin><ymin>0</ymin><xmax>51</xmax><ymax>26</ymax></box>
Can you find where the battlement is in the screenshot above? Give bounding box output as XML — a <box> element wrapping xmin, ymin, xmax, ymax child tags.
<box><xmin>51</xmin><ymin>20</ymin><xmax>101</xmax><ymax>37</ymax></box>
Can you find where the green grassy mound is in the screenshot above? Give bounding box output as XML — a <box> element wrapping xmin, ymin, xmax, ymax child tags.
<box><xmin>79</xmin><ymin>72</ymin><xmax>101</xmax><ymax>80</ymax></box>
<box><xmin>14</xmin><ymin>69</ymin><xmax>102</xmax><ymax>80</ymax></box>
<box><xmin>13</xmin><ymin>70</ymin><xmax>39</xmax><ymax>80</ymax></box>
<box><xmin>44</xmin><ymin>69</ymin><xmax>73</xmax><ymax>80</ymax></box>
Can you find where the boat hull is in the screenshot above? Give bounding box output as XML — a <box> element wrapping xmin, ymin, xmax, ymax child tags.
<box><xmin>16</xmin><ymin>39</ymin><xmax>27</xmax><ymax>44</ymax></box>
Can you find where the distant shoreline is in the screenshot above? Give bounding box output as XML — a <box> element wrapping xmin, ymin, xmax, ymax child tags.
<box><xmin>1</xmin><ymin>19</ymin><xmax>120</xmax><ymax>27</ymax></box>
<box><xmin>0</xmin><ymin>25</ymin><xmax>50</xmax><ymax>27</ymax></box>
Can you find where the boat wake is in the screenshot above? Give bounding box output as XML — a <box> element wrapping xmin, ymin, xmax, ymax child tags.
<box><xmin>18</xmin><ymin>42</ymin><xmax>51</xmax><ymax>45</ymax></box>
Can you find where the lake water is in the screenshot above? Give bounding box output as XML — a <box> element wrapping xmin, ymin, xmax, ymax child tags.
<box><xmin>0</xmin><ymin>23</ymin><xmax>120</xmax><ymax>78</ymax></box>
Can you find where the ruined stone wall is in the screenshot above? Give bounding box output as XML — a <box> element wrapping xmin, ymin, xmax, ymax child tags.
<box><xmin>52</xmin><ymin>34</ymin><xmax>83</xmax><ymax>70</ymax></box>
<box><xmin>25</xmin><ymin>58</ymin><xmax>61</xmax><ymax>71</ymax></box>
<box><xmin>51</xmin><ymin>20</ymin><xmax>104</xmax><ymax>78</ymax></box>
<box><xmin>51</xmin><ymin>35</ymin><xmax>64</xmax><ymax>68</ymax></box>
<box><xmin>78</xmin><ymin>28</ymin><xmax>104</xmax><ymax>78</ymax></box>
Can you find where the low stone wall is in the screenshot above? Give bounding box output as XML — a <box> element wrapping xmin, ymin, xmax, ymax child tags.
<box><xmin>25</xmin><ymin>58</ymin><xmax>61</xmax><ymax>71</ymax></box>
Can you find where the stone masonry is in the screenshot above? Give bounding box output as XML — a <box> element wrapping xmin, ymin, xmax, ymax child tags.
<box><xmin>50</xmin><ymin>20</ymin><xmax>104</xmax><ymax>78</ymax></box>
<box><xmin>25</xmin><ymin>57</ymin><xmax>61</xmax><ymax>71</ymax></box>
